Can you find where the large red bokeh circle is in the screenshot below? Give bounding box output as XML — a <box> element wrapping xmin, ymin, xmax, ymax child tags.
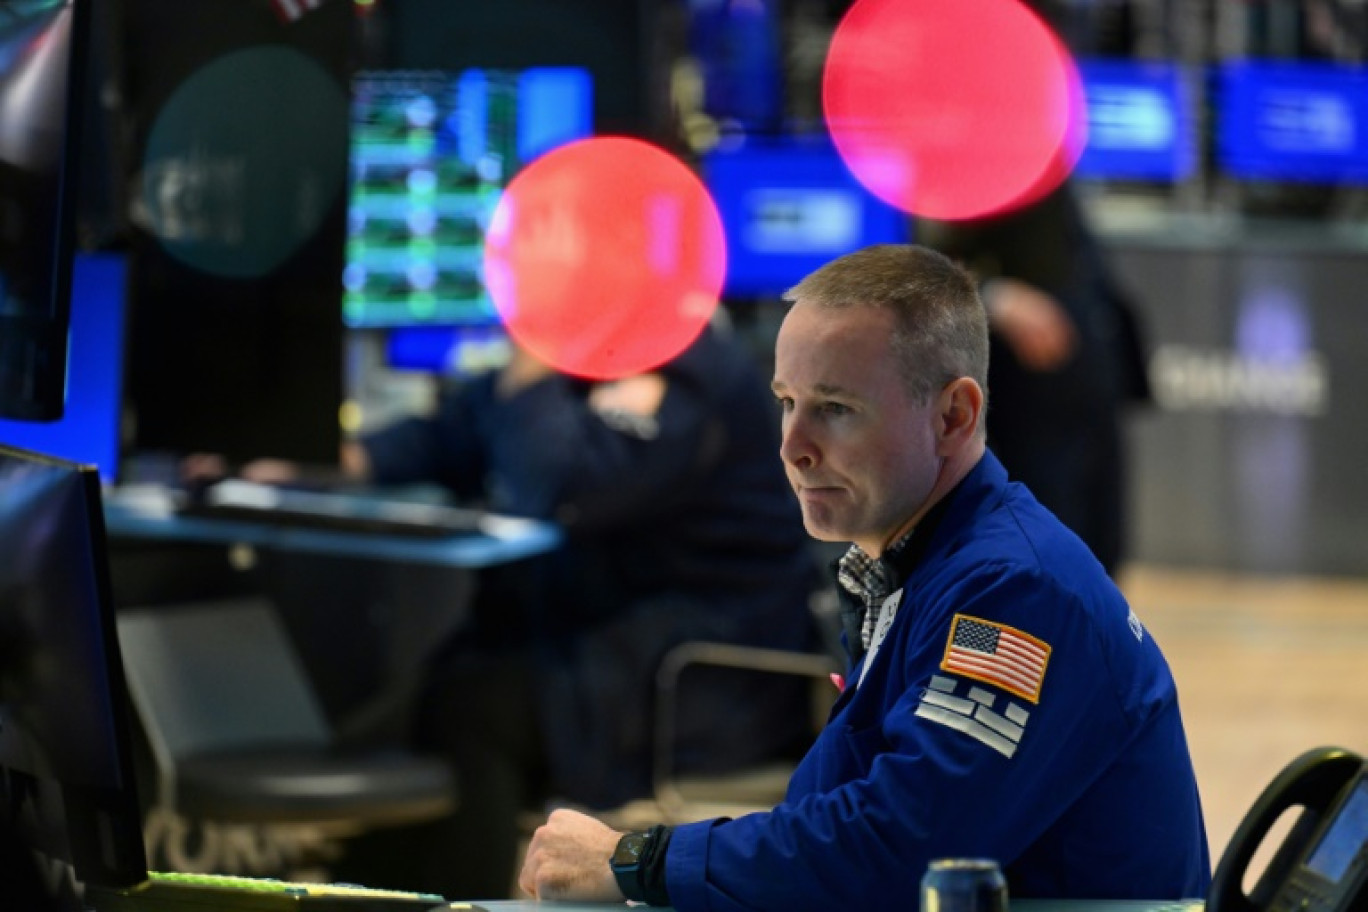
<box><xmin>483</xmin><ymin>136</ymin><xmax>726</xmax><ymax>380</ymax></box>
<box><xmin>823</xmin><ymin>0</ymin><xmax>1086</xmax><ymax>221</ymax></box>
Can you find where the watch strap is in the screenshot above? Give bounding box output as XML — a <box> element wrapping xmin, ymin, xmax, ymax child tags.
<box><xmin>638</xmin><ymin>825</ymin><xmax>673</xmax><ymax>907</ymax></box>
<box><xmin>611</xmin><ymin>825</ymin><xmax>673</xmax><ymax>906</ymax></box>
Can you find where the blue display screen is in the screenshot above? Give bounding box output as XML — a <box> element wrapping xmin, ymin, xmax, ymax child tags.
<box><xmin>1306</xmin><ymin>776</ymin><xmax>1368</xmax><ymax>883</ymax></box>
<box><xmin>0</xmin><ymin>253</ymin><xmax>126</xmax><ymax>483</ymax></box>
<box><xmin>1073</xmin><ymin>58</ymin><xmax>1197</xmax><ymax>182</ymax></box>
<box><xmin>686</xmin><ymin>0</ymin><xmax>783</xmax><ymax>135</ymax></box>
<box><xmin>1216</xmin><ymin>60</ymin><xmax>1368</xmax><ymax>183</ymax></box>
<box><xmin>385</xmin><ymin>324</ymin><xmax>511</xmax><ymax>375</ymax></box>
<box><xmin>702</xmin><ymin>138</ymin><xmax>910</xmax><ymax>298</ymax></box>
<box><xmin>344</xmin><ymin>67</ymin><xmax>593</xmax><ymax>329</ymax></box>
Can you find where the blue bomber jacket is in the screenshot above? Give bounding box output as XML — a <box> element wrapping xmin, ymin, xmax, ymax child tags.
<box><xmin>665</xmin><ymin>450</ymin><xmax>1210</xmax><ymax>911</ymax></box>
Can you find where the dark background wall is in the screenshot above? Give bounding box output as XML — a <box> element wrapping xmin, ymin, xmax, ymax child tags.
<box><xmin>1106</xmin><ymin>228</ymin><xmax>1368</xmax><ymax>577</ymax></box>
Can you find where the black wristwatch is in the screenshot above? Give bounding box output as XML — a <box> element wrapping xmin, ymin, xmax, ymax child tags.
<box><xmin>610</xmin><ymin>830</ymin><xmax>652</xmax><ymax>901</ymax></box>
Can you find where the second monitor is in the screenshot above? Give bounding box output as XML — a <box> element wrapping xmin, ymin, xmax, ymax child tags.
<box><xmin>343</xmin><ymin>66</ymin><xmax>593</xmax><ymax>332</ymax></box>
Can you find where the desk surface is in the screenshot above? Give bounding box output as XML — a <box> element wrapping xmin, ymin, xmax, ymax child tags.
<box><xmin>102</xmin><ymin>485</ymin><xmax>562</xmax><ymax>569</ymax></box>
<box><xmin>85</xmin><ymin>898</ymin><xmax>1204</xmax><ymax>912</ymax></box>
<box><xmin>474</xmin><ymin>902</ymin><xmax>1204</xmax><ymax>912</ymax></box>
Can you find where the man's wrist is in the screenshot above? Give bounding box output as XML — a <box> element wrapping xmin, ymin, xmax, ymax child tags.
<box><xmin>610</xmin><ymin>825</ymin><xmax>672</xmax><ymax>906</ymax></box>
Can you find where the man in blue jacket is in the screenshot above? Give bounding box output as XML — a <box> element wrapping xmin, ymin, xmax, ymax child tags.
<box><xmin>519</xmin><ymin>244</ymin><xmax>1210</xmax><ymax>909</ymax></box>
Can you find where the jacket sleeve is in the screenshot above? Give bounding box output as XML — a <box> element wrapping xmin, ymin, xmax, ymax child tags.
<box><xmin>661</xmin><ymin>566</ymin><xmax>1160</xmax><ymax>911</ymax></box>
<box><xmin>358</xmin><ymin>346</ymin><xmax>731</xmax><ymax>527</ymax></box>
<box><xmin>359</xmin><ymin>377</ymin><xmax>490</xmax><ymax>500</ymax></box>
<box><xmin>465</xmin><ymin>369</ymin><xmax>724</xmax><ymax>528</ymax></box>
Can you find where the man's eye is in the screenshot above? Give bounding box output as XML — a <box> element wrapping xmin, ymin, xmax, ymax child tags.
<box><xmin>774</xmin><ymin>396</ymin><xmax>794</xmax><ymax>411</ymax></box>
<box><xmin>820</xmin><ymin>402</ymin><xmax>851</xmax><ymax>416</ymax></box>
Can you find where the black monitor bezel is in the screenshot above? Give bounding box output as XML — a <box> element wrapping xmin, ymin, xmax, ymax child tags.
<box><xmin>0</xmin><ymin>443</ymin><xmax>149</xmax><ymax>895</ymax></box>
<box><xmin>0</xmin><ymin>0</ymin><xmax>92</xmax><ymax>422</ymax></box>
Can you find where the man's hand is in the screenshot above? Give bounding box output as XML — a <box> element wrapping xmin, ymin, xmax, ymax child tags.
<box><xmin>982</xmin><ymin>277</ymin><xmax>1078</xmax><ymax>372</ymax></box>
<box><xmin>237</xmin><ymin>459</ymin><xmax>303</xmax><ymax>485</ymax></box>
<box><xmin>182</xmin><ymin>453</ymin><xmax>306</xmax><ymax>486</ymax></box>
<box><xmin>180</xmin><ymin>442</ymin><xmax>369</xmax><ymax>490</ymax></box>
<box><xmin>497</xmin><ymin>344</ymin><xmax>558</xmax><ymax>398</ymax></box>
<box><xmin>518</xmin><ymin>808</ymin><xmax>626</xmax><ymax>902</ymax></box>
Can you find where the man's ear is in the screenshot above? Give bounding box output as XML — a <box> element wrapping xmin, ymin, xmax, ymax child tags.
<box><xmin>936</xmin><ymin>377</ymin><xmax>985</xmax><ymax>446</ymax></box>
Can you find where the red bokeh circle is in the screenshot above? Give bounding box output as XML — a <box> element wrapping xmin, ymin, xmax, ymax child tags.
<box><xmin>483</xmin><ymin>136</ymin><xmax>726</xmax><ymax>380</ymax></box>
<box><xmin>823</xmin><ymin>0</ymin><xmax>1086</xmax><ymax>221</ymax></box>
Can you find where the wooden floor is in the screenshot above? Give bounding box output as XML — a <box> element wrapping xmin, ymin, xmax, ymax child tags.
<box><xmin>1116</xmin><ymin>562</ymin><xmax>1368</xmax><ymax>862</ymax></box>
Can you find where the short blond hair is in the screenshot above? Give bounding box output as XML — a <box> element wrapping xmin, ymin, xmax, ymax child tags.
<box><xmin>784</xmin><ymin>244</ymin><xmax>989</xmax><ymax>403</ymax></box>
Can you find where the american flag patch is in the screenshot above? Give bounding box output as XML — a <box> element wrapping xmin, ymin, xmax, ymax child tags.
<box><xmin>940</xmin><ymin>614</ymin><xmax>1051</xmax><ymax>703</ymax></box>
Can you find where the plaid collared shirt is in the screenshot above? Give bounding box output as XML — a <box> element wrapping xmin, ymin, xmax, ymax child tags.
<box><xmin>836</xmin><ymin>531</ymin><xmax>915</xmax><ymax>651</ymax></box>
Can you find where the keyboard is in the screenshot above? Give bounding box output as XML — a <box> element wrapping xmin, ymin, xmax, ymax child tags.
<box><xmin>1012</xmin><ymin>902</ymin><xmax>1204</xmax><ymax>912</ymax></box>
<box><xmin>86</xmin><ymin>870</ymin><xmax>482</xmax><ymax>911</ymax></box>
<box><xmin>178</xmin><ymin>480</ymin><xmax>486</xmax><ymax>540</ymax></box>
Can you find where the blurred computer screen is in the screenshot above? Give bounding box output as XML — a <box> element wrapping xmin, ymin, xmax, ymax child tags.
<box><xmin>343</xmin><ymin>67</ymin><xmax>593</xmax><ymax>332</ymax></box>
<box><xmin>0</xmin><ymin>253</ymin><xmax>126</xmax><ymax>484</ymax></box>
<box><xmin>702</xmin><ymin>136</ymin><xmax>910</xmax><ymax>301</ymax></box>
<box><xmin>0</xmin><ymin>0</ymin><xmax>91</xmax><ymax>421</ymax></box>
<box><xmin>1073</xmin><ymin>57</ymin><xmax>1199</xmax><ymax>184</ymax></box>
<box><xmin>1216</xmin><ymin>60</ymin><xmax>1368</xmax><ymax>185</ymax></box>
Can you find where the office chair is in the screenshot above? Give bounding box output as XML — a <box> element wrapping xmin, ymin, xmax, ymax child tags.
<box><xmin>646</xmin><ymin>637</ymin><xmax>839</xmax><ymax>824</ymax></box>
<box><xmin>116</xmin><ymin>597</ymin><xmax>457</xmax><ymax>874</ymax></box>
<box><xmin>518</xmin><ymin>635</ymin><xmax>838</xmax><ymax>842</ymax></box>
<box><xmin>582</xmin><ymin>584</ymin><xmax>843</xmax><ymax>831</ymax></box>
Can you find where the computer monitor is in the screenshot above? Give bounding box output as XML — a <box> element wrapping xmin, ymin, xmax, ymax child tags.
<box><xmin>0</xmin><ymin>444</ymin><xmax>148</xmax><ymax>903</ymax></box>
<box><xmin>0</xmin><ymin>0</ymin><xmax>92</xmax><ymax>421</ymax></box>
<box><xmin>685</xmin><ymin>0</ymin><xmax>784</xmax><ymax>137</ymax></box>
<box><xmin>702</xmin><ymin>137</ymin><xmax>911</xmax><ymax>300</ymax></box>
<box><xmin>343</xmin><ymin>66</ymin><xmax>593</xmax><ymax>333</ymax></box>
<box><xmin>1216</xmin><ymin>60</ymin><xmax>1368</xmax><ymax>184</ymax></box>
<box><xmin>0</xmin><ymin>253</ymin><xmax>126</xmax><ymax>483</ymax></box>
<box><xmin>383</xmin><ymin>324</ymin><xmax>511</xmax><ymax>376</ymax></box>
<box><xmin>385</xmin><ymin>0</ymin><xmax>662</xmax><ymax>140</ymax></box>
<box><xmin>1073</xmin><ymin>58</ymin><xmax>1198</xmax><ymax>183</ymax></box>
<box><xmin>117</xmin><ymin>0</ymin><xmax>353</xmax><ymax>467</ymax></box>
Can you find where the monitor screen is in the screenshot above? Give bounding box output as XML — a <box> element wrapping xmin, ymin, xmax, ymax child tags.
<box><xmin>118</xmin><ymin>0</ymin><xmax>353</xmax><ymax>466</ymax></box>
<box><xmin>1216</xmin><ymin>60</ymin><xmax>1368</xmax><ymax>183</ymax></box>
<box><xmin>0</xmin><ymin>444</ymin><xmax>148</xmax><ymax>901</ymax></box>
<box><xmin>384</xmin><ymin>0</ymin><xmax>659</xmax><ymax>140</ymax></box>
<box><xmin>685</xmin><ymin>0</ymin><xmax>784</xmax><ymax>137</ymax></box>
<box><xmin>343</xmin><ymin>67</ymin><xmax>593</xmax><ymax>331</ymax></box>
<box><xmin>1073</xmin><ymin>58</ymin><xmax>1198</xmax><ymax>183</ymax></box>
<box><xmin>0</xmin><ymin>0</ymin><xmax>91</xmax><ymax>421</ymax></box>
<box><xmin>384</xmin><ymin>324</ymin><xmax>511</xmax><ymax>375</ymax></box>
<box><xmin>1305</xmin><ymin>774</ymin><xmax>1368</xmax><ymax>884</ymax></box>
<box><xmin>0</xmin><ymin>253</ymin><xmax>126</xmax><ymax>483</ymax></box>
<box><xmin>702</xmin><ymin>138</ymin><xmax>911</xmax><ymax>299</ymax></box>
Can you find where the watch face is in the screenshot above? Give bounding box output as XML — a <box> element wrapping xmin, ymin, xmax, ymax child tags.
<box><xmin>612</xmin><ymin>831</ymin><xmax>650</xmax><ymax>868</ymax></box>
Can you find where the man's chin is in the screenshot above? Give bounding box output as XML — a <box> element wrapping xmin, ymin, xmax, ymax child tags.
<box><xmin>801</xmin><ymin>517</ymin><xmax>849</xmax><ymax>544</ymax></box>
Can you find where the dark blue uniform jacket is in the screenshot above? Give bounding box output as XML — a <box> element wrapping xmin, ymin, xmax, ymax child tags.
<box><xmin>666</xmin><ymin>450</ymin><xmax>1210</xmax><ymax>910</ymax></box>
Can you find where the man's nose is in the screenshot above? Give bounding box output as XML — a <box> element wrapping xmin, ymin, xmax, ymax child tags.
<box><xmin>780</xmin><ymin>417</ymin><xmax>817</xmax><ymax>470</ymax></box>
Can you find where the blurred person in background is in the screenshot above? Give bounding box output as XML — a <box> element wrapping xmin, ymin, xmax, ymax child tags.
<box><xmin>920</xmin><ymin>180</ymin><xmax>1152</xmax><ymax>576</ymax></box>
<box><xmin>197</xmin><ymin>317</ymin><xmax>823</xmax><ymax>899</ymax></box>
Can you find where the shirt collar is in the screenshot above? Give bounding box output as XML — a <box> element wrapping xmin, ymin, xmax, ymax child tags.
<box><xmin>838</xmin><ymin>531</ymin><xmax>916</xmax><ymax>650</ymax></box>
<box><xmin>837</xmin><ymin>533</ymin><xmax>912</xmax><ymax>607</ymax></box>
<box><xmin>832</xmin><ymin>489</ymin><xmax>959</xmax><ymax>655</ymax></box>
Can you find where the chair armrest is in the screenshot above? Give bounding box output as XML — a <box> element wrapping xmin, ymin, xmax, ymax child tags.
<box><xmin>652</xmin><ymin>641</ymin><xmax>839</xmax><ymax>819</ymax></box>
